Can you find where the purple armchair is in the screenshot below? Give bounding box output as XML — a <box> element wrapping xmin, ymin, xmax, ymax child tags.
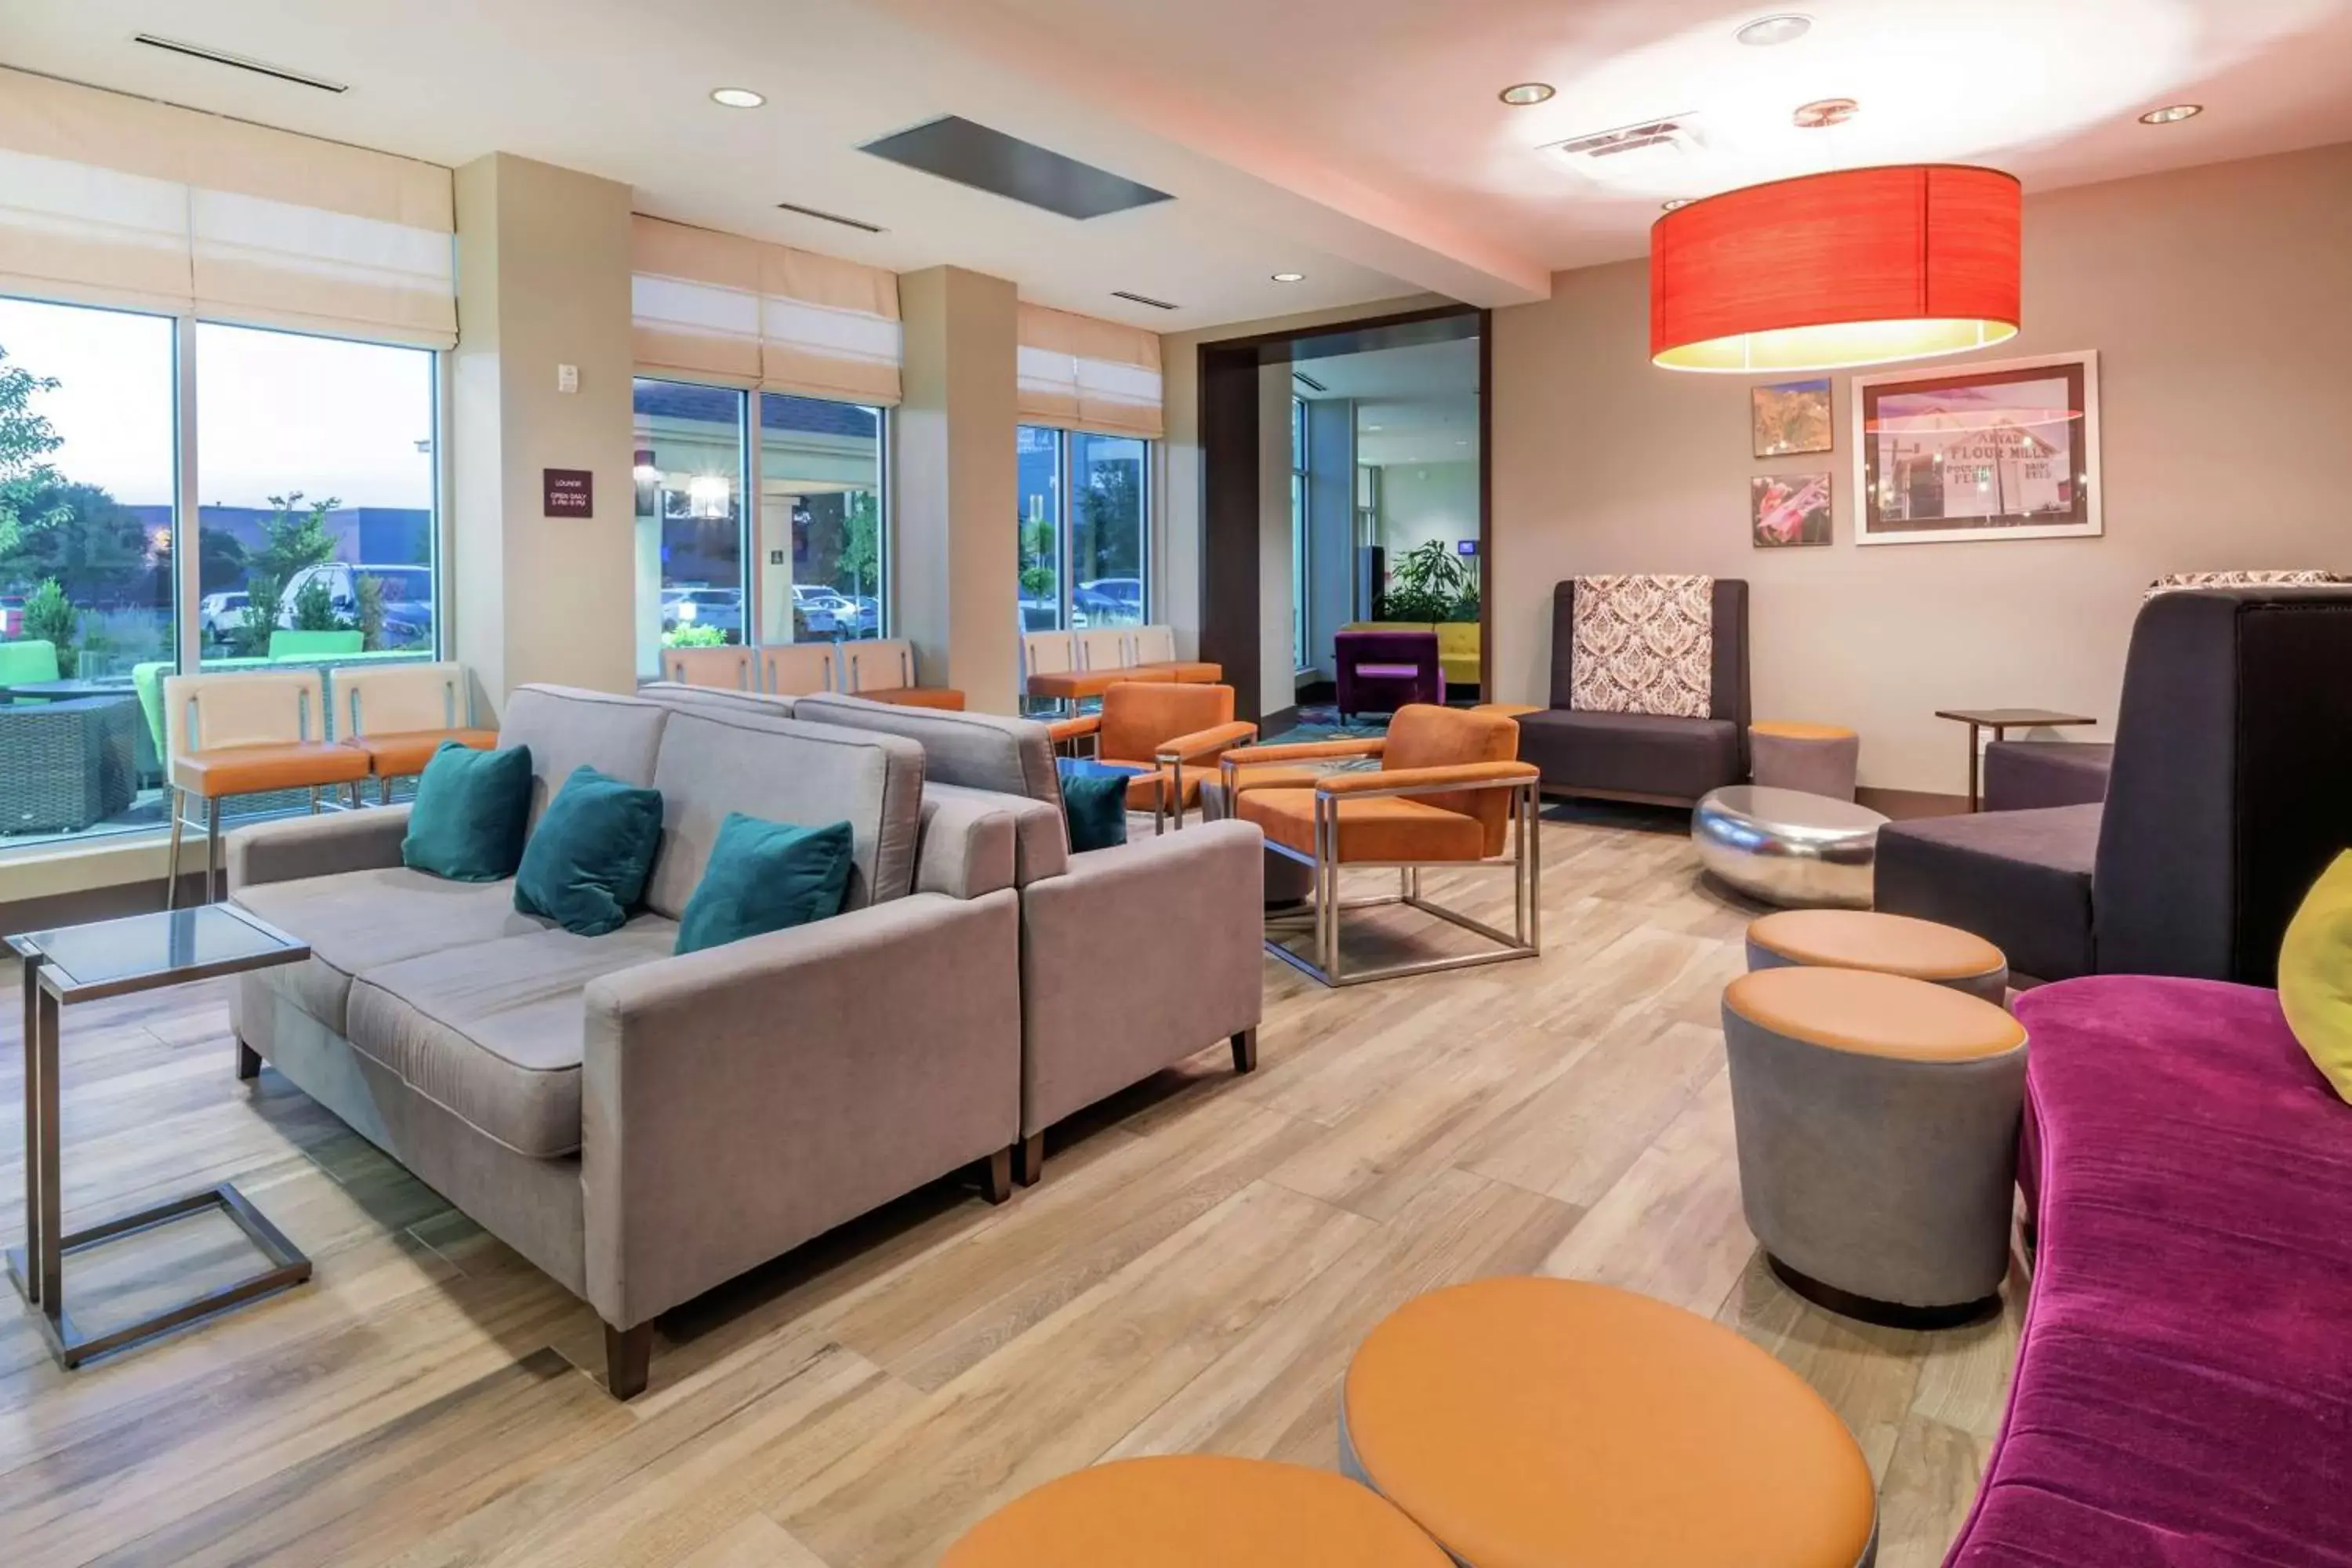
<box><xmin>1334</xmin><ymin>630</ymin><xmax>1443</xmax><ymax>721</ymax></box>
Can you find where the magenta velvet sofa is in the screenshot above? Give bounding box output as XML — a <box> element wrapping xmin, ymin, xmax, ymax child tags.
<box><xmin>1946</xmin><ymin>975</ymin><xmax>2352</xmax><ymax>1566</ymax></box>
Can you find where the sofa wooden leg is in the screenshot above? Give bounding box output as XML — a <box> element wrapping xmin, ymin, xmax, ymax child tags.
<box><xmin>981</xmin><ymin>1146</ymin><xmax>1014</xmax><ymax>1205</ymax></box>
<box><xmin>604</xmin><ymin>1321</ymin><xmax>654</xmax><ymax>1401</ymax></box>
<box><xmin>1231</xmin><ymin>1027</ymin><xmax>1259</xmax><ymax>1074</ymax></box>
<box><xmin>1013</xmin><ymin>1133</ymin><xmax>1045</xmax><ymax>1187</ymax></box>
<box><xmin>234</xmin><ymin>1040</ymin><xmax>262</xmax><ymax>1081</ymax></box>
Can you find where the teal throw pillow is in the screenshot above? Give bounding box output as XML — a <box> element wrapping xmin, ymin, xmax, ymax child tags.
<box><xmin>514</xmin><ymin>765</ymin><xmax>665</xmax><ymax>935</ymax></box>
<box><xmin>673</xmin><ymin>813</ymin><xmax>856</xmax><ymax>956</ymax></box>
<box><xmin>401</xmin><ymin>742</ymin><xmax>532</xmax><ymax>881</ymax></box>
<box><xmin>1056</xmin><ymin>757</ymin><xmax>1131</xmax><ymax>853</ymax></box>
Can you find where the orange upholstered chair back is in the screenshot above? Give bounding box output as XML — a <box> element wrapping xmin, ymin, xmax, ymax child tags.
<box><xmin>1385</xmin><ymin>703</ymin><xmax>1522</xmax><ymax>855</ymax></box>
<box><xmin>1099</xmin><ymin>681</ymin><xmax>1234</xmax><ymax>764</ymax></box>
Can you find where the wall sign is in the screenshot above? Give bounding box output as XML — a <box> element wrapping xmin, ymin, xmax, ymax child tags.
<box><xmin>543</xmin><ymin>468</ymin><xmax>593</xmax><ymax>517</ymax></box>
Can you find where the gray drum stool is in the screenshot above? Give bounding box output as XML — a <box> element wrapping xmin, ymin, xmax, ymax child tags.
<box><xmin>1693</xmin><ymin>786</ymin><xmax>1888</xmax><ymax>909</ymax></box>
<box><xmin>1747</xmin><ymin>909</ymin><xmax>2009</xmax><ymax>1004</ymax></box>
<box><xmin>1751</xmin><ymin>720</ymin><xmax>1860</xmax><ymax>800</ymax></box>
<box><xmin>1722</xmin><ymin>964</ymin><xmax>2027</xmax><ymax>1327</ymax></box>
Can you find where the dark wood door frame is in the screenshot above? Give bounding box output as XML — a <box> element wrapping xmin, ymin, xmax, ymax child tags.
<box><xmin>1196</xmin><ymin>303</ymin><xmax>1490</xmax><ymax>725</ymax></box>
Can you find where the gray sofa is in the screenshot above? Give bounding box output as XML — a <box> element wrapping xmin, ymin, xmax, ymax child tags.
<box><xmin>1515</xmin><ymin>578</ymin><xmax>1751</xmax><ymax>806</ymax></box>
<box><xmin>227</xmin><ymin>684</ymin><xmax>1024</xmax><ymax>1399</ymax></box>
<box><xmin>786</xmin><ymin>692</ymin><xmax>1266</xmax><ymax>1185</ymax></box>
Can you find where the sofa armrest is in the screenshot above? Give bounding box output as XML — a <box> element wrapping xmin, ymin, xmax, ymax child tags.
<box><xmin>227</xmin><ymin>804</ymin><xmax>412</xmax><ymax>891</ymax></box>
<box><xmin>1020</xmin><ymin>820</ymin><xmax>1265</xmax><ymax>1134</ymax></box>
<box><xmin>579</xmin><ymin>888</ymin><xmax>1020</xmax><ymax>1330</ymax></box>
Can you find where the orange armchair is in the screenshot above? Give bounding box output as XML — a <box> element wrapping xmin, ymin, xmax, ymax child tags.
<box><xmin>1224</xmin><ymin>705</ymin><xmax>1541</xmax><ymax>985</ymax></box>
<box><xmin>1048</xmin><ymin>681</ymin><xmax>1257</xmax><ymax>832</ymax></box>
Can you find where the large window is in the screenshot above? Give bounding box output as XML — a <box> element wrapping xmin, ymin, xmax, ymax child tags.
<box><xmin>0</xmin><ymin>300</ymin><xmax>437</xmax><ymax>848</ymax></box>
<box><xmin>1018</xmin><ymin>424</ymin><xmax>1149</xmax><ymax>635</ymax></box>
<box><xmin>633</xmin><ymin>379</ymin><xmax>888</xmax><ymax>676</ymax></box>
<box><xmin>195</xmin><ymin>325</ymin><xmax>438</xmax><ymax>670</ymax></box>
<box><xmin>1291</xmin><ymin>397</ymin><xmax>1308</xmax><ymax>671</ymax></box>
<box><xmin>0</xmin><ymin>298</ymin><xmax>176</xmax><ymax>844</ymax></box>
<box><xmin>760</xmin><ymin>393</ymin><xmax>884</xmax><ymax>644</ymax></box>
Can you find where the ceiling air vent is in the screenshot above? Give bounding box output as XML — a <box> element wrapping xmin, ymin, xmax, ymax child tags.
<box><xmin>1111</xmin><ymin>290</ymin><xmax>1180</xmax><ymax>311</ymax></box>
<box><xmin>775</xmin><ymin>200</ymin><xmax>885</xmax><ymax>234</ymax></box>
<box><xmin>132</xmin><ymin>34</ymin><xmax>348</xmax><ymax>93</ymax></box>
<box><xmin>1544</xmin><ymin>113</ymin><xmax>1701</xmax><ymax>165</ymax></box>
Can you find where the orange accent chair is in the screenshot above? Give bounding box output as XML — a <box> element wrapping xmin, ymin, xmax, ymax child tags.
<box><xmin>165</xmin><ymin>670</ymin><xmax>372</xmax><ymax>906</ymax></box>
<box><xmin>334</xmin><ymin>662</ymin><xmax>497</xmax><ymax>804</ymax></box>
<box><xmin>1225</xmin><ymin>704</ymin><xmax>1541</xmax><ymax>984</ymax></box>
<box><xmin>1047</xmin><ymin>681</ymin><xmax>1257</xmax><ymax>831</ymax></box>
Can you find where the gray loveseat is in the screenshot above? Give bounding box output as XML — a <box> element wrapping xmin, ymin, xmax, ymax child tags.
<box><xmin>227</xmin><ymin>684</ymin><xmax>1024</xmax><ymax>1399</ymax></box>
<box><xmin>669</xmin><ymin>687</ymin><xmax>1269</xmax><ymax>1185</ymax></box>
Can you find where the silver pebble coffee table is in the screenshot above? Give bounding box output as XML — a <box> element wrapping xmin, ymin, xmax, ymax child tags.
<box><xmin>1692</xmin><ymin>786</ymin><xmax>1889</xmax><ymax>909</ymax></box>
<box><xmin>7</xmin><ymin>903</ymin><xmax>313</xmax><ymax>1369</ymax></box>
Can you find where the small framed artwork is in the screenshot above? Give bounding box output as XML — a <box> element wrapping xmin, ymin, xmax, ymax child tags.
<box><xmin>1752</xmin><ymin>377</ymin><xmax>1833</xmax><ymax>458</ymax></box>
<box><xmin>1853</xmin><ymin>350</ymin><xmax>2102</xmax><ymax>546</ymax></box>
<box><xmin>1752</xmin><ymin>474</ymin><xmax>1831</xmax><ymax>548</ymax></box>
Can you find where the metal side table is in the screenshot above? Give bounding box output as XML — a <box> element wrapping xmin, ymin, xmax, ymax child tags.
<box><xmin>8</xmin><ymin>903</ymin><xmax>313</xmax><ymax>1369</ymax></box>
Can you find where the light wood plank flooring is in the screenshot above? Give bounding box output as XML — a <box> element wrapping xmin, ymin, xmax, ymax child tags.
<box><xmin>0</xmin><ymin>807</ymin><xmax>2020</xmax><ymax>1566</ymax></box>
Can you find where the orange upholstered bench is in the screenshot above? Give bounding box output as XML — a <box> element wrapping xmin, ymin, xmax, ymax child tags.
<box><xmin>1343</xmin><ymin>1278</ymin><xmax>1878</xmax><ymax>1568</ymax></box>
<box><xmin>942</xmin><ymin>1455</ymin><xmax>1449</xmax><ymax>1567</ymax></box>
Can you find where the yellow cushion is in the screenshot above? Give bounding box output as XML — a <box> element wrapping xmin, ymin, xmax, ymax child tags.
<box><xmin>2280</xmin><ymin>850</ymin><xmax>2352</xmax><ymax>1104</ymax></box>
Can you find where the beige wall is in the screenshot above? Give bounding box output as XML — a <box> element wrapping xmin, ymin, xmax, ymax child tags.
<box><xmin>897</xmin><ymin>265</ymin><xmax>1020</xmax><ymax>715</ymax></box>
<box><xmin>1493</xmin><ymin>142</ymin><xmax>2352</xmax><ymax>793</ymax></box>
<box><xmin>451</xmin><ymin>153</ymin><xmax>637</xmax><ymax>717</ymax></box>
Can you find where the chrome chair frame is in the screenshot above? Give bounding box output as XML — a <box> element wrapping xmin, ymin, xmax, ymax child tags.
<box><xmin>1236</xmin><ymin>764</ymin><xmax>1543</xmax><ymax>986</ymax></box>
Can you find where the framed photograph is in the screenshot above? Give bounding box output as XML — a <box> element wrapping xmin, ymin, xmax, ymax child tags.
<box><xmin>1752</xmin><ymin>473</ymin><xmax>1831</xmax><ymax>548</ymax></box>
<box><xmin>1853</xmin><ymin>350</ymin><xmax>2102</xmax><ymax>546</ymax></box>
<box><xmin>1752</xmin><ymin>377</ymin><xmax>1833</xmax><ymax>458</ymax></box>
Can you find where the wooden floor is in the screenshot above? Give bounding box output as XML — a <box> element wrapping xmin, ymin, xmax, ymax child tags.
<box><xmin>0</xmin><ymin>806</ymin><xmax>2020</xmax><ymax>1566</ymax></box>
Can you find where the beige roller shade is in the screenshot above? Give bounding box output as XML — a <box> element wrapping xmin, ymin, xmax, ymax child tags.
<box><xmin>1016</xmin><ymin>302</ymin><xmax>1163</xmax><ymax>438</ymax></box>
<box><xmin>0</xmin><ymin>67</ymin><xmax>456</xmax><ymax>347</ymax></box>
<box><xmin>631</xmin><ymin>214</ymin><xmax>902</xmax><ymax>405</ymax></box>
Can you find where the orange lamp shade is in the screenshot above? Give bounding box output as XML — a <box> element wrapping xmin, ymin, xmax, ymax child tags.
<box><xmin>1650</xmin><ymin>165</ymin><xmax>2021</xmax><ymax>372</ymax></box>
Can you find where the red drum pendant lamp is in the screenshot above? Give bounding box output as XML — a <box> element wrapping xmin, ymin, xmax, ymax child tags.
<box><xmin>1650</xmin><ymin>165</ymin><xmax>2021</xmax><ymax>372</ymax></box>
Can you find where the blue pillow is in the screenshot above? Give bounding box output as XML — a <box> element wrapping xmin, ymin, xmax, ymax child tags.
<box><xmin>514</xmin><ymin>765</ymin><xmax>665</xmax><ymax>935</ymax></box>
<box><xmin>675</xmin><ymin>813</ymin><xmax>855</xmax><ymax>955</ymax></box>
<box><xmin>402</xmin><ymin>742</ymin><xmax>532</xmax><ymax>881</ymax></box>
<box><xmin>1056</xmin><ymin>757</ymin><xmax>1131</xmax><ymax>853</ymax></box>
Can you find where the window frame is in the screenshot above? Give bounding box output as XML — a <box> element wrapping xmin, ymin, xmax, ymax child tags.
<box><xmin>1019</xmin><ymin>421</ymin><xmax>1153</xmax><ymax>633</ymax></box>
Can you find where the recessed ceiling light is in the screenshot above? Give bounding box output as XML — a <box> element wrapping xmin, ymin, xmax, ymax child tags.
<box><xmin>710</xmin><ymin>87</ymin><xmax>765</xmax><ymax>108</ymax></box>
<box><xmin>2139</xmin><ymin>103</ymin><xmax>2203</xmax><ymax>125</ymax></box>
<box><xmin>1272</xmin><ymin>272</ymin><xmax>1305</xmax><ymax>283</ymax></box>
<box><xmin>1793</xmin><ymin>97</ymin><xmax>1859</xmax><ymax>129</ymax></box>
<box><xmin>1736</xmin><ymin>14</ymin><xmax>1813</xmax><ymax>47</ymax></box>
<box><xmin>1661</xmin><ymin>198</ymin><xmax>1693</xmax><ymax>212</ymax></box>
<box><xmin>1499</xmin><ymin>82</ymin><xmax>1555</xmax><ymax>107</ymax></box>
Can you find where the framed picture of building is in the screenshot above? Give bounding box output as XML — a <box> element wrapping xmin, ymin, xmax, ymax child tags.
<box><xmin>1853</xmin><ymin>351</ymin><xmax>2101</xmax><ymax>545</ymax></box>
<box><xmin>1752</xmin><ymin>377</ymin><xmax>1832</xmax><ymax>458</ymax></box>
<box><xmin>1752</xmin><ymin>473</ymin><xmax>1831</xmax><ymax>547</ymax></box>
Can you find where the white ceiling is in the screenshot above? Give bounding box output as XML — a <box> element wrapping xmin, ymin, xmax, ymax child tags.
<box><xmin>1294</xmin><ymin>340</ymin><xmax>1480</xmax><ymax>466</ymax></box>
<box><xmin>8</xmin><ymin>0</ymin><xmax>2352</xmax><ymax>332</ymax></box>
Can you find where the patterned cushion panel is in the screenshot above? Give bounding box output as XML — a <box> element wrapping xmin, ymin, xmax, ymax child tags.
<box><xmin>2145</xmin><ymin>570</ymin><xmax>2341</xmax><ymax>600</ymax></box>
<box><xmin>1568</xmin><ymin>575</ymin><xmax>1715</xmax><ymax>719</ymax></box>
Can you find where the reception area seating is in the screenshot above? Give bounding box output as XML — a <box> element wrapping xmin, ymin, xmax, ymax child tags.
<box><xmin>1229</xmin><ymin>703</ymin><xmax>1539</xmax><ymax>985</ymax></box>
<box><xmin>165</xmin><ymin>668</ymin><xmax>373</xmax><ymax>906</ymax></box>
<box><xmin>1022</xmin><ymin>625</ymin><xmax>1219</xmax><ymax>710</ymax></box>
<box><xmin>1340</xmin><ymin>619</ymin><xmax>1479</xmax><ymax>689</ymax></box>
<box><xmin>1514</xmin><ymin>575</ymin><xmax>1751</xmax><ymax>806</ymax></box>
<box><xmin>1333</xmin><ymin>627</ymin><xmax>1444</xmax><ymax>720</ymax></box>
<box><xmin>227</xmin><ymin>684</ymin><xmax>1024</xmax><ymax>1397</ymax></box>
<box><xmin>1877</xmin><ymin>587</ymin><xmax>2352</xmax><ymax>983</ymax></box>
<box><xmin>842</xmin><ymin>637</ymin><xmax>965</xmax><ymax>710</ymax></box>
<box><xmin>333</xmin><ymin>660</ymin><xmax>498</xmax><ymax>803</ymax></box>
<box><xmin>1046</xmin><ymin>681</ymin><xmax>1256</xmax><ymax>826</ymax></box>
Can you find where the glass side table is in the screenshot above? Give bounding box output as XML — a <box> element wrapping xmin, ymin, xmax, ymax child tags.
<box><xmin>7</xmin><ymin>902</ymin><xmax>313</xmax><ymax>1369</ymax></box>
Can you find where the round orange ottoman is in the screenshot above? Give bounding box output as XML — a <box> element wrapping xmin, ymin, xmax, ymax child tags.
<box><xmin>1342</xmin><ymin>1278</ymin><xmax>1878</xmax><ymax>1568</ymax></box>
<box><xmin>1748</xmin><ymin>909</ymin><xmax>2009</xmax><ymax>1004</ymax></box>
<box><xmin>940</xmin><ymin>1455</ymin><xmax>1450</xmax><ymax>1567</ymax></box>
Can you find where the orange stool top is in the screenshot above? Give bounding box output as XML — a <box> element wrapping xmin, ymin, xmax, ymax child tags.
<box><xmin>1749</xmin><ymin>909</ymin><xmax>2005</xmax><ymax>984</ymax></box>
<box><xmin>941</xmin><ymin>1456</ymin><xmax>1450</xmax><ymax>1568</ymax></box>
<box><xmin>1726</xmin><ymin>965</ymin><xmax>2025</xmax><ymax>1062</ymax></box>
<box><xmin>1345</xmin><ymin>1278</ymin><xmax>1878</xmax><ymax>1568</ymax></box>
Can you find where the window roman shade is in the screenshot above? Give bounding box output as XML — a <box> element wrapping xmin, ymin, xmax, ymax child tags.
<box><xmin>0</xmin><ymin>67</ymin><xmax>456</xmax><ymax>348</ymax></box>
<box><xmin>1016</xmin><ymin>303</ymin><xmax>1164</xmax><ymax>438</ymax></box>
<box><xmin>630</xmin><ymin>214</ymin><xmax>902</xmax><ymax>405</ymax></box>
